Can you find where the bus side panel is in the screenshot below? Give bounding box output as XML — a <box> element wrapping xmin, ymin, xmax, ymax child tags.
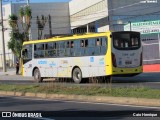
<box><xmin>64</xmin><ymin>56</ymin><xmax>106</xmax><ymax>78</ymax></box>
<box><xmin>36</xmin><ymin>58</ymin><xmax>58</xmax><ymax>77</ymax></box>
<box><xmin>23</xmin><ymin>60</ymin><xmax>34</xmax><ymax>77</ymax></box>
<box><xmin>86</xmin><ymin>56</ymin><xmax>106</xmax><ymax>77</ymax></box>
<box><xmin>68</xmin><ymin>57</ymin><xmax>89</xmax><ymax>78</ymax></box>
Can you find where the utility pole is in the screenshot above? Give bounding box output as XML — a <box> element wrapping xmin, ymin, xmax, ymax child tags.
<box><xmin>27</xmin><ymin>0</ymin><xmax>29</xmax><ymax>5</ymax></box>
<box><xmin>0</xmin><ymin>0</ymin><xmax>7</xmax><ymax>72</ymax></box>
<box><xmin>128</xmin><ymin>21</ymin><xmax>132</xmax><ymax>31</ymax></box>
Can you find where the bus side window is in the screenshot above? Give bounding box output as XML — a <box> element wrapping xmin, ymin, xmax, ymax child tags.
<box><xmin>81</xmin><ymin>40</ymin><xmax>84</xmax><ymax>47</ymax></box>
<box><xmin>45</xmin><ymin>44</ymin><xmax>48</xmax><ymax>50</ymax></box>
<box><xmin>102</xmin><ymin>37</ymin><xmax>107</xmax><ymax>46</ymax></box>
<box><xmin>79</xmin><ymin>40</ymin><xmax>85</xmax><ymax>56</ymax></box>
<box><xmin>70</xmin><ymin>41</ymin><xmax>75</xmax><ymax>56</ymax></box>
<box><xmin>85</xmin><ymin>39</ymin><xmax>88</xmax><ymax>47</ymax></box>
<box><xmin>96</xmin><ymin>38</ymin><xmax>101</xmax><ymax>46</ymax></box>
<box><xmin>24</xmin><ymin>45</ymin><xmax>32</xmax><ymax>59</ymax></box>
<box><xmin>54</xmin><ymin>43</ymin><xmax>56</xmax><ymax>49</ymax></box>
<box><xmin>67</xmin><ymin>41</ymin><xmax>70</xmax><ymax>48</ymax></box>
<box><xmin>47</xmin><ymin>43</ymin><xmax>53</xmax><ymax>50</ymax></box>
<box><xmin>71</xmin><ymin>41</ymin><xmax>74</xmax><ymax>48</ymax></box>
<box><xmin>101</xmin><ymin>37</ymin><xmax>107</xmax><ymax>55</ymax></box>
<box><xmin>23</xmin><ymin>49</ymin><xmax>28</xmax><ymax>58</ymax></box>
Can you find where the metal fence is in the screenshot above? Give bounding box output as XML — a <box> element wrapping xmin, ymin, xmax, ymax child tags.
<box><xmin>0</xmin><ymin>53</ymin><xmax>15</xmax><ymax>69</ymax></box>
<box><xmin>142</xmin><ymin>34</ymin><xmax>160</xmax><ymax>65</ymax></box>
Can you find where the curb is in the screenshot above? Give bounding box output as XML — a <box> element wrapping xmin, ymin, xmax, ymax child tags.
<box><xmin>0</xmin><ymin>91</ymin><xmax>160</xmax><ymax>107</ymax></box>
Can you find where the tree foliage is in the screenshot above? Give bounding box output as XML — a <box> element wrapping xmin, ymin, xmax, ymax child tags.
<box><xmin>8</xmin><ymin>14</ymin><xmax>18</xmax><ymax>30</ymax></box>
<box><xmin>8</xmin><ymin>32</ymin><xmax>24</xmax><ymax>57</ymax></box>
<box><xmin>8</xmin><ymin>6</ymin><xmax>32</xmax><ymax>58</ymax></box>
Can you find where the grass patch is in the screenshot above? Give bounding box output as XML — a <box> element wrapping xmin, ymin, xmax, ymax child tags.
<box><xmin>0</xmin><ymin>84</ymin><xmax>160</xmax><ymax>99</ymax></box>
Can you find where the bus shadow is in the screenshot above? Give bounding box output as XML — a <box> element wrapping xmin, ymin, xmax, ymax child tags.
<box><xmin>42</xmin><ymin>72</ymin><xmax>160</xmax><ymax>84</ymax></box>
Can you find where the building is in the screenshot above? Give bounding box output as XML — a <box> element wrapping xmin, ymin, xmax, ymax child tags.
<box><xmin>0</xmin><ymin>2</ymin><xmax>71</xmax><ymax>68</ymax></box>
<box><xmin>1</xmin><ymin>0</ymin><xmax>160</xmax><ymax>72</ymax></box>
<box><xmin>69</xmin><ymin>0</ymin><xmax>109</xmax><ymax>33</ymax></box>
<box><xmin>69</xmin><ymin>0</ymin><xmax>160</xmax><ymax>72</ymax></box>
<box><xmin>107</xmin><ymin>0</ymin><xmax>160</xmax><ymax>72</ymax></box>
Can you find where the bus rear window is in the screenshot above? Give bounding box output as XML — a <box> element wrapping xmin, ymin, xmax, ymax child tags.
<box><xmin>113</xmin><ymin>32</ymin><xmax>140</xmax><ymax>50</ymax></box>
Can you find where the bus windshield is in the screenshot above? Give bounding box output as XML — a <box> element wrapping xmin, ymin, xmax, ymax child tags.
<box><xmin>113</xmin><ymin>32</ymin><xmax>141</xmax><ymax>50</ymax></box>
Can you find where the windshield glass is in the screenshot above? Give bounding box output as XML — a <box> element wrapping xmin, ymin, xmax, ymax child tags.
<box><xmin>113</xmin><ymin>32</ymin><xmax>141</xmax><ymax>50</ymax></box>
<box><xmin>22</xmin><ymin>44</ymin><xmax>32</xmax><ymax>59</ymax></box>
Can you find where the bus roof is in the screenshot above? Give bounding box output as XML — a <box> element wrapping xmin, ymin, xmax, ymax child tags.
<box><xmin>23</xmin><ymin>32</ymin><xmax>111</xmax><ymax>45</ymax></box>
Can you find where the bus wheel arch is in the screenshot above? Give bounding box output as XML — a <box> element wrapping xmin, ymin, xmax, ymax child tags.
<box><xmin>33</xmin><ymin>67</ymin><xmax>43</xmax><ymax>83</ymax></box>
<box><xmin>72</xmin><ymin>66</ymin><xmax>83</xmax><ymax>84</ymax></box>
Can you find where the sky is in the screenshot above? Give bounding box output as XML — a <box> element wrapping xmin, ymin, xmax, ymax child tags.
<box><xmin>3</xmin><ymin>0</ymin><xmax>71</xmax><ymax>4</ymax></box>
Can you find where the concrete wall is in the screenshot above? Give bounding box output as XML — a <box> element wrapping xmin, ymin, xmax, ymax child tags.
<box><xmin>11</xmin><ymin>3</ymin><xmax>71</xmax><ymax>40</ymax></box>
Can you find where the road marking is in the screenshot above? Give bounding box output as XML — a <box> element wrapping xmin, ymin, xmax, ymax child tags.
<box><xmin>7</xmin><ymin>96</ymin><xmax>160</xmax><ymax>110</ymax></box>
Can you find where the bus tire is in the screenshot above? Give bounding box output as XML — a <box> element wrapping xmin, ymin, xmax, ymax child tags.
<box><xmin>72</xmin><ymin>67</ymin><xmax>82</xmax><ymax>84</ymax></box>
<box><xmin>34</xmin><ymin>68</ymin><xmax>43</xmax><ymax>83</ymax></box>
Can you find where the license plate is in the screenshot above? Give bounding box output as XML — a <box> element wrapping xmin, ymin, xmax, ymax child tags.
<box><xmin>125</xmin><ymin>61</ymin><xmax>132</xmax><ymax>65</ymax></box>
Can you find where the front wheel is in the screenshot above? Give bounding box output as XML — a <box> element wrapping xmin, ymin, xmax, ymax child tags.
<box><xmin>72</xmin><ymin>68</ymin><xmax>82</xmax><ymax>84</ymax></box>
<box><xmin>34</xmin><ymin>68</ymin><xmax>43</xmax><ymax>83</ymax></box>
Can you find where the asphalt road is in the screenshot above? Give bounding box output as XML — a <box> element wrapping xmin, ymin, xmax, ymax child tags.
<box><xmin>0</xmin><ymin>73</ymin><xmax>160</xmax><ymax>89</ymax></box>
<box><xmin>0</xmin><ymin>96</ymin><xmax>160</xmax><ymax>120</ymax></box>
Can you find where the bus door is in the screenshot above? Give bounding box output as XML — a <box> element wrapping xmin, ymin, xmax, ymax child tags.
<box><xmin>22</xmin><ymin>44</ymin><xmax>33</xmax><ymax>76</ymax></box>
<box><xmin>57</xmin><ymin>42</ymin><xmax>68</xmax><ymax>77</ymax></box>
<box><xmin>87</xmin><ymin>38</ymin><xmax>100</xmax><ymax>77</ymax></box>
<box><xmin>58</xmin><ymin>59</ymin><xmax>68</xmax><ymax>77</ymax></box>
<box><xmin>44</xmin><ymin>43</ymin><xmax>57</xmax><ymax>77</ymax></box>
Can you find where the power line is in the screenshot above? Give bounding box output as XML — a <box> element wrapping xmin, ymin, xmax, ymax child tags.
<box><xmin>2</xmin><ymin>1</ymin><xmax>160</xmax><ymax>31</ymax></box>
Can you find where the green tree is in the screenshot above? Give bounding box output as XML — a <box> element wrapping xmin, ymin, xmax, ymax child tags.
<box><xmin>19</xmin><ymin>5</ymin><xmax>32</xmax><ymax>41</ymax></box>
<box><xmin>8</xmin><ymin>5</ymin><xmax>32</xmax><ymax>58</ymax></box>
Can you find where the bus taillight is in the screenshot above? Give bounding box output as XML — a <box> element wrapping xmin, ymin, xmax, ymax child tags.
<box><xmin>112</xmin><ymin>53</ymin><xmax>117</xmax><ymax>67</ymax></box>
<box><xmin>140</xmin><ymin>52</ymin><xmax>143</xmax><ymax>66</ymax></box>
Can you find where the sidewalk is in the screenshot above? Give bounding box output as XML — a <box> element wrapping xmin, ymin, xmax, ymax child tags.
<box><xmin>0</xmin><ymin>69</ymin><xmax>16</xmax><ymax>76</ymax></box>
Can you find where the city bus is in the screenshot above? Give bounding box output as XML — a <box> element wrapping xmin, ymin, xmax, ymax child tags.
<box><xmin>21</xmin><ymin>31</ymin><xmax>142</xmax><ymax>83</ymax></box>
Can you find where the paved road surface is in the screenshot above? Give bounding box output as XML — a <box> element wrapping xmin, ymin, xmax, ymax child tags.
<box><xmin>0</xmin><ymin>96</ymin><xmax>159</xmax><ymax>120</ymax></box>
<box><xmin>0</xmin><ymin>73</ymin><xmax>160</xmax><ymax>89</ymax></box>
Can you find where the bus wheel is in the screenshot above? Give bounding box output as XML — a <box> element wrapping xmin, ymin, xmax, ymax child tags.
<box><xmin>72</xmin><ymin>68</ymin><xmax>82</xmax><ymax>84</ymax></box>
<box><xmin>34</xmin><ymin>68</ymin><xmax>43</xmax><ymax>83</ymax></box>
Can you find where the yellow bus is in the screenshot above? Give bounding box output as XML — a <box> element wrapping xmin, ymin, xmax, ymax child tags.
<box><xmin>21</xmin><ymin>31</ymin><xmax>142</xmax><ymax>83</ymax></box>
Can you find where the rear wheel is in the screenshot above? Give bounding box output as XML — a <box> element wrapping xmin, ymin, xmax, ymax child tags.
<box><xmin>34</xmin><ymin>68</ymin><xmax>43</xmax><ymax>83</ymax></box>
<box><xmin>72</xmin><ymin>68</ymin><xmax>82</xmax><ymax>84</ymax></box>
